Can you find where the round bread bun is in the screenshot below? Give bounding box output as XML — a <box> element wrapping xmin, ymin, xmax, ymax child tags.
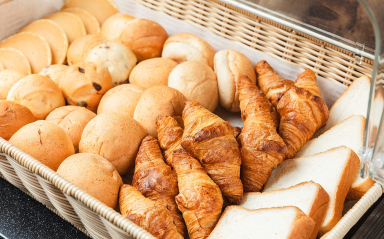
<box><xmin>79</xmin><ymin>113</ymin><xmax>147</xmax><ymax>175</ymax></box>
<box><xmin>0</xmin><ymin>48</ymin><xmax>31</xmax><ymax>75</ymax></box>
<box><xmin>62</xmin><ymin>0</ymin><xmax>119</xmax><ymax>25</ymax></box>
<box><xmin>0</xmin><ymin>100</ymin><xmax>36</xmax><ymax>140</ymax></box>
<box><xmin>133</xmin><ymin>85</ymin><xmax>186</xmax><ymax>137</ymax></box>
<box><xmin>9</xmin><ymin>121</ymin><xmax>75</xmax><ymax>171</ymax></box>
<box><xmin>0</xmin><ymin>32</ymin><xmax>51</xmax><ymax>73</ymax></box>
<box><xmin>129</xmin><ymin>58</ymin><xmax>177</xmax><ymax>89</ymax></box>
<box><xmin>46</xmin><ymin>106</ymin><xmax>96</xmax><ymax>151</ymax></box>
<box><xmin>214</xmin><ymin>49</ymin><xmax>257</xmax><ymax>112</ymax></box>
<box><xmin>85</xmin><ymin>42</ymin><xmax>137</xmax><ymax>86</ymax></box>
<box><xmin>7</xmin><ymin>74</ymin><xmax>65</xmax><ymax>120</ymax></box>
<box><xmin>39</xmin><ymin>64</ymin><xmax>69</xmax><ymax>86</ymax></box>
<box><xmin>168</xmin><ymin>61</ymin><xmax>218</xmax><ymax>112</ymax></box>
<box><xmin>101</xmin><ymin>13</ymin><xmax>135</xmax><ymax>42</ymax></box>
<box><xmin>119</xmin><ymin>19</ymin><xmax>168</xmax><ymax>62</ymax></box>
<box><xmin>61</xmin><ymin>8</ymin><xmax>100</xmax><ymax>35</ymax></box>
<box><xmin>97</xmin><ymin>84</ymin><xmax>145</xmax><ymax>117</ymax></box>
<box><xmin>162</xmin><ymin>33</ymin><xmax>216</xmax><ymax>69</ymax></box>
<box><xmin>43</xmin><ymin>12</ymin><xmax>86</xmax><ymax>44</ymax></box>
<box><xmin>57</xmin><ymin>153</ymin><xmax>123</xmax><ymax>208</ymax></box>
<box><xmin>59</xmin><ymin>62</ymin><xmax>113</xmax><ymax>112</ymax></box>
<box><xmin>66</xmin><ymin>34</ymin><xmax>107</xmax><ymax>65</ymax></box>
<box><xmin>19</xmin><ymin>19</ymin><xmax>68</xmax><ymax>65</ymax></box>
<box><xmin>0</xmin><ymin>69</ymin><xmax>27</xmax><ymax>100</ymax></box>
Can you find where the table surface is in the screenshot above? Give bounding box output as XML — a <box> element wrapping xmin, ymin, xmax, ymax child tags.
<box><xmin>1</xmin><ymin>176</ymin><xmax>384</xmax><ymax>239</ymax></box>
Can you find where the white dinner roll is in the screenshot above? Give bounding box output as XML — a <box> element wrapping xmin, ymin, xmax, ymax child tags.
<box><xmin>168</xmin><ymin>61</ymin><xmax>218</xmax><ymax>112</ymax></box>
<box><xmin>85</xmin><ymin>42</ymin><xmax>137</xmax><ymax>86</ymax></box>
<box><xmin>0</xmin><ymin>69</ymin><xmax>26</xmax><ymax>100</ymax></box>
<box><xmin>39</xmin><ymin>64</ymin><xmax>69</xmax><ymax>85</ymax></box>
<box><xmin>162</xmin><ymin>32</ymin><xmax>216</xmax><ymax>69</ymax></box>
<box><xmin>97</xmin><ymin>84</ymin><xmax>145</xmax><ymax>117</ymax></box>
<box><xmin>214</xmin><ymin>49</ymin><xmax>256</xmax><ymax>112</ymax></box>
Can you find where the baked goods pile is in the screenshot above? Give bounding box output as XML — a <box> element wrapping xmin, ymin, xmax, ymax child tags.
<box><xmin>0</xmin><ymin>0</ymin><xmax>374</xmax><ymax>238</ymax></box>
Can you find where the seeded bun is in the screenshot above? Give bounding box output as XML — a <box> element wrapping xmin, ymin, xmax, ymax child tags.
<box><xmin>57</xmin><ymin>153</ymin><xmax>123</xmax><ymax>208</ymax></box>
<box><xmin>66</xmin><ymin>34</ymin><xmax>107</xmax><ymax>65</ymax></box>
<box><xmin>0</xmin><ymin>100</ymin><xmax>36</xmax><ymax>140</ymax></box>
<box><xmin>59</xmin><ymin>61</ymin><xmax>113</xmax><ymax>112</ymax></box>
<box><xmin>79</xmin><ymin>113</ymin><xmax>147</xmax><ymax>175</ymax></box>
<box><xmin>168</xmin><ymin>61</ymin><xmax>218</xmax><ymax>112</ymax></box>
<box><xmin>162</xmin><ymin>32</ymin><xmax>216</xmax><ymax>68</ymax></box>
<box><xmin>0</xmin><ymin>69</ymin><xmax>26</xmax><ymax>100</ymax></box>
<box><xmin>9</xmin><ymin>121</ymin><xmax>75</xmax><ymax>171</ymax></box>
<box><xmin>119</xmin><ymin>19</ymin><xmax>168</xmax><ymax>61</ymax></box>
<box><xmin>129</xmin><ymin>58</ymin><xmax>177</xmax><ymax>89</ymax></box>
<box><xmin>101</xmin><ymin>13</ymin><xmax>135</xmax><ymax>42</ymax></box>
<box><xmin>39</xmin><ymin>64</ymin><xmax>69</xmax><ymax>85</ymax></box>
<box><xmin>214</xmin><ymin>49</ymin><xmax>256</xmax><ymax>112</ymax></box>
<box><xmin>7</xmin><ymin>74</ymin><xmax>65</xmax><ymax>120</ymax></box>
<box><xmin>46</xmin><ymin>106</ymin><xmax>96</xmax><ymax>151</ymax></box>
<box><xmin>133</xmin><ymin>85</ymin><xmax>186</xmax><ymax>137</ymax></box>
<box><xmin>97</xmin><ymin>84</ymin><xmax>145</xmax><ymax>117</ymax></box>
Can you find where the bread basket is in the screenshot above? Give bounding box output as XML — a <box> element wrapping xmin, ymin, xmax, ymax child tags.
<box><xmin>1</xmin><ymin>0</ymin><xmax>383</xmax><ymax>238</ymax></box>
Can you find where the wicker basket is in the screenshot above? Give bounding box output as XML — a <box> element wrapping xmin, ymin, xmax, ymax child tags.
<box><xmin>0</xmin><ymin>0</ymin><xmax>382</xmax><ymax>239</ymax></box>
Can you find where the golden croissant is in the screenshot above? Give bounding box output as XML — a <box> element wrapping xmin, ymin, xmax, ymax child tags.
<box><xmin>181</xmin><ymin>100</ymin><xmax>243</xmax><ymax>204</ymax></box>
<box><xmin>172</xmin><ymin>148</ymin><xmax>223</xmax><ymax>239</ymax></box>
<box><xmin>156</xmin><ymin>115</ymin><xmax>184</xmax><ymax>168</ymax></box>
<box><xmin>255</xmin><ymin>60</ymin><xmax>294</xmax><ymax>107</ymax></box>
<box><xmin>132</xmin><ymin>135</ymin><xmax>186</xmax><ymax>236</ymax></box>
<box><xmin>237</xmin><ymin>75</ymin><xmax>288</xmax><ymax>192</ymax></box>
<box><xmin>278</xmin><ymin>69</ymin><xmax>329</xmax><ymax>158</ymax></box>
<box><xmin>119</xmin><ymin>184</ymin><xmax>183</xmax><ymax>239</ymax></box>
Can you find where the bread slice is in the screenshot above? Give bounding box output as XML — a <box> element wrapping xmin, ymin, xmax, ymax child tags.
<box><xmin>208</xmin><ymin>206</ymin><xmax>315</xmax><ymax>239</ymax></box>
<box><xmin>263</xmin><ymin>146</ymin><xmax>360</xmax><ymax>236</ymax></box>
<box><xmin>295</xmin><ymin>115</ymin><xmax>374</xmax><ymax>200</ymax></box>
<box><xmin>240</xmin><ymin>181</ymin><xmax>329</xmax><ymax>239</ymax></box>
<box><xmin>315</xmin><ymin>75</ymin><xmax>370</xmax><ymax>137</ymax></box>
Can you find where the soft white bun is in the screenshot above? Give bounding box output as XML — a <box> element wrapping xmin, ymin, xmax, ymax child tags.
<box><xmin>85</xmin><ymin>42</ymin><xmax>137</xmax><ymax>86</ymax></box>
<box><xmin>162</xmin><ymin>32</ymin><xmax>216</xmax><ymax>68</ymax></box>
<box><xmin>168</xmin><ymin>61</ymin><xmax>218</xmax><ymax>112</ymax></box>
<box><xmin>0</xmin><ymin>69</ymin><xmax>26</xmax><ymax>100</ymax></box>
<box><xmin>214</xmin><ymin>49</ymin><xmax>256</xmax><ymax>112</ymax></box>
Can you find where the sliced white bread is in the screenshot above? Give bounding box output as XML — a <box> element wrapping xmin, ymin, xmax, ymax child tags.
<box><xmin>295</xmin><ymin>115</ymin><xmax>374</xmax><ymax>200</ymax></box>
<box><xmin>263</xmin><ymin>146</ymin><xmax>360</xmax><ymax>236</ymax></box>
<box><xmin>315</xmin><ymin>75</ymin><xmax>370</xmax><ymax>137</ymax></box>
<box><xmin>240</xmin><ymin>181</ymin><xmax>329</xmax><ymax>239</ymax></box>
<box><xmin>208</xmin><ymin>206</ymin><xmax>315</xmax><ymax>239</ymax></box>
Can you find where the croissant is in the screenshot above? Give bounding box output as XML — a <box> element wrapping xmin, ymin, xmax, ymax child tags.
<box><xmin>172</xmin><ymin>148</ymin><xmax>223</xmax><ymax>239</ymax></box>
<box><xmin>119</xmin><ymin>184</ymin><xmax>183</xmax><ymax>239</ymax></box>
<box><xmin>237</xmin><ymin>75</ymin><xmax>288</xmax><ymax>192</ymax></box>
<box><xmin>132</xmin><ymin>135</ymin><xmax>186</xmax><ymax>236</ymax></box>
<box><xmin>181</xmin><ymin>100</ymin><xmax>243</xmax><ymax>204</ymax></box>
<box><xmin>278</xmin><ymin>69</ymin><xmax>329</xmax><ymax>158</ymax></box>
<box><xmin>255</xmin><ymin>60</ymin><xmax>294</xmax><ymax>107</ymax></box>
<box><xmin>156</xmin><ymin>115</ymin><xmax>184</xmax><ymax>168</ymax></box>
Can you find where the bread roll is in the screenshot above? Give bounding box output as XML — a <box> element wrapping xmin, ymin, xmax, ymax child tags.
<box><xmin>7</xmin><ymin>74</ymin><xmax>65</xmax><ymax>120</ymax></box>
<box><xmin>46</xmin><ymin>106</ymin><xmax>96</xmax><ymax>151</ymax></box>
<box><xmin>85</xmin><ymin>42</ymin><xmax>137</xmax><ymax>86</ymax></box>
<box><xmin>57</xmin><ymin>153</ymin><xmax>123</xmax><ymax>208</ymax></box>
<box><xmin>39</xmin><ymin>64</ymin><xmax>68</xmax><ymax>85</ymax></box>
<box><xmin>0</xmin><ymin>100</ymin><xmax>36</xmax><ymax>140</ymax></box>
<box><xmin>9</xmin><ymin>121</ymin><xmax>75</xmax><ymax>171</ymax></box>
<box><xmin>97</xmin><ymin>84</ymin><xmax>145</xmax><ymax>117</ymax></box>
<box><xmin>101</xmin><ymin>13</ymin><xmax>135</xmax><ymax>42</ymax></box>
<box><xmin>0</xmin><ymin>69</ymin><xmax>26</xmax><ymax>100</ymax></box>
<box><xmin>79</xmin><ymin>113</ymin><xmax>147</xmax><ymax>175</ymax></box>
<box><xmin>59</xmin><ymin>62</ymin><xmax>113</xmax><ymax>112</ymax></box>
<box><xmin>129</xmin><ymin>58</ymin><xmax>177</xmax><ymax>89</ymax></box>
<box><xmin>119</xmin><ymin>19</ymin><xmax>168</xmax><ymax>62</ymax></box>
<box><xmin>67</xmin><ymin>34</ymin><xmax>106</xmax><ymax>65</ymax></box>
<box><xmin>133</xmin><ymin>85</ymin><xmax>186</xmax><ymax>137</ymax></box>
<box><xmin>162</xmin><ymin>33</ymin><xmax>216</xmax><ymax>68</ymax></box>
<box><xmin>214</xmin><ymin>49</ymin><xmax>256</xmax><ymax>112</ymax></box>
<box><xmin>168</xmin><ymin>61</ymin><xmax>218</xmax><ymax>112</ymax></box>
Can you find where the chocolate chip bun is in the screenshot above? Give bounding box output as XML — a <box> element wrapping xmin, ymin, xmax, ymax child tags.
<box><xmin>59</xmin><ymin>61</ymin><xmax>113</xmax><ymax>112</ymax></box>
<box><xmin>0</xmin><ymin>69</ymin><xmax>26</xmax><ymax>100</ymax></box>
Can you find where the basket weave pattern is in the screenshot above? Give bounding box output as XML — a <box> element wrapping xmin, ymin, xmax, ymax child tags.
<box><xmin>0</xmin><ymin>0</ymin><xmax>381</xmax><ymax>239</ymax></box>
